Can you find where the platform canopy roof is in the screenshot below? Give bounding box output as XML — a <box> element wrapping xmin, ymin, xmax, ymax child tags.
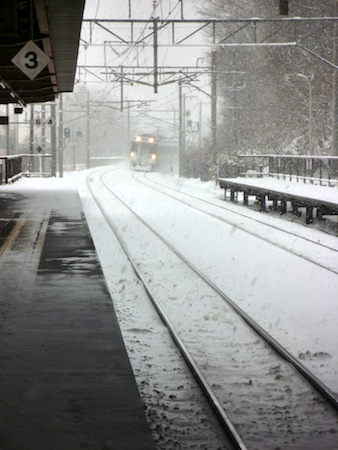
<box><xmin>0</xmin><ymin>0</ymin><xmax>85</xmax><ymax>106</ymax></box>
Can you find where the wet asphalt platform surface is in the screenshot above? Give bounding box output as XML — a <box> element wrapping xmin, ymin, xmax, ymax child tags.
<box><xmin>0</xmin><ymin>186</ymin><xmax>155</xmax><ymax>450</ymax></box>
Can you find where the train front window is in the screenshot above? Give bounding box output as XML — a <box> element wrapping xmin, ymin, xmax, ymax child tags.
<box><xmin>139</xmin><ymin>144</ymin><xmax>149</xmax><ymax>161</ymax></box>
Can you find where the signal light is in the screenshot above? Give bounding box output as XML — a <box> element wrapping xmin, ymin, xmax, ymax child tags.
<box><xmin>64</xmin><ymin>127</ymin><xmax>71</xmax><ymax>138</ymax></box>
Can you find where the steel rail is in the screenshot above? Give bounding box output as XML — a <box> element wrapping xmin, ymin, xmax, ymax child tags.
<box><xmin>104</xmin><ymin>169</ymin><xmax>338</xmax><ymax>412</ymax></box>
<box><xmin>86</xmin><ymin>169</ymin><xmax>247</xmax><ymax>450</ymax></box>
<box><xmin>140</xmin><ymin>172</ymin><xmax>338</xmax><ymax>251</ymax></box>
<box><xmin>135</xmin><ymin>172</ymin><xmax>338</xmax><ymax>272</ymax></box>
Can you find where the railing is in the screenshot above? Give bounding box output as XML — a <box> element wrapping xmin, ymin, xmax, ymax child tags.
<box><xmin>238</xmin><ymin>154</ymin><xmax>338</xmax><ymax>187</ymax></box>
<box><xmin>0</xmin><ymin>156</ymin><xmax>23</xmax><ymax>184</ymax></box>
<box><xmin>21</xmin><ymin>154</ymin><xmax>52</xmax><ymax>178</ymax></box>
<box><xmin>0</xmin><ymin>154</ymin><xmax>52</xmax><ymax>184</ymax></box>
<box><xmin>270</xmin><ymin>172</ymin><xmax>338</xmax><ymax>187</ymax></box>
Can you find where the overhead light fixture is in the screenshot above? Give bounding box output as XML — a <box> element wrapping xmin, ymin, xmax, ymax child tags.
<box><xmin>0</xmin><ymin>76</ymin><xmax>26</xmax><ymax>107</ymax></box>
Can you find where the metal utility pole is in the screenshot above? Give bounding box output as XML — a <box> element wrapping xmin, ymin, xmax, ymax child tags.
<box><xmin>178</xmin><ymin>81</ymin><xmax>184</xmax><ymax>176</ymax></box>
<box><xmin>211</xmin><ymin>50</ymin><xmax>217</xmax><ymax>166</ymax></box>
<box><xmin>58</xmin><ymin>94</ymin><xmax>64</xmax><ymax>177</ymax></box>
<box><xmin>127</xmin><ymin>105</ymin><xmax>131</xmax><ymax>152</ymax></box>
<box><xmin>153</xmin><ymin>17</ymin><xmax>159</xmax><ymax>93</ymax></box>
<box><xmin>51</xmin><ymin>103</ymin><xmax>57</xmax><ymax>176</ymax></box>
<box><xmin>5</xmin><ymin>105</ymin><xmax>10</xmax><ymax>155</ymax></box>
<box><xmin>120</xmin><ymin>66</ymin><xmax>124</xmax><ymax>111</ymax></box>
<box><xmin>41</xmin><ymin>104</ymin><xmax>46</xmax><ymax>153</ymax></box>
<box><xmin>30</xmin><ymin>104</ymin><xmax>34</xmax><ymax>155</ymax></box>
<box><xmin>332</xmin><ymin>0</ymin><xmax>338</xmax><ymax>155</ymax></box>
<box><xmin>306</xmin><ymin>75</ymin><xmax>313</xmax><ymax>155</ymax></box>
<box><xmin>180</xmin><ymin>0</ymin><xmax>184</xmax><ymax>19</ymax></box>
<box><xmin>86</xmin><ymin>91</ymin><xmax>91</xmax><ymax>168</ymax></box>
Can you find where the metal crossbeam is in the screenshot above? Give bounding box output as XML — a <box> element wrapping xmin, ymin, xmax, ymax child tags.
<box><xmin>78</xmin><ymin>17</ymin><xmax>338</xmax><ymax>91</ymax></box>
<box><xmin>82</xmin><ymin>17</ymin><xmax>338</xmax><ymax>46</ymax></box>
<box><xmin>77</xmin><ymin>64</ymin><xmax>212</xmax><ymax>88</ymax></box>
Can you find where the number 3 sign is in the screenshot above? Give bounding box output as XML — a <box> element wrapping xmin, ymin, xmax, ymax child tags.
<box><xmin>12</xmin><ymin>41</ymin><xmax>51</xmax><ymax>80</ymax></box>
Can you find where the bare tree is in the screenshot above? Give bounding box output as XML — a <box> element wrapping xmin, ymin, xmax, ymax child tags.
<box><xmin>197</xmin><ymin>0</ymin><xmax>336</xmax><ymax>163</ymax></box>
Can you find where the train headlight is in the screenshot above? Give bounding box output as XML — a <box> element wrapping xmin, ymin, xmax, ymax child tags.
<box><xmin>149</xmin><ymin>137</ymin><xmax>154</xmax><ymax>143</ymax></box>
<box><xmin>135</xmin><ymin>136</ymin><xmax>141</xmax><ymax>142</ymax></box>
<box><xmin>151</xmin><ymin>154</ymin><xmax>157</xmax><ymax>160</ymax></box>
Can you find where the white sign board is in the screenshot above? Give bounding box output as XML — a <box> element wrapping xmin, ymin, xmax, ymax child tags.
<box><xmin>11</xmin><ymin>41</ymin><xmax>51</xmax><ymax>80</ymax></box>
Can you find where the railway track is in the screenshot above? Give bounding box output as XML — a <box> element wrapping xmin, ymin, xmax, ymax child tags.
<box><xmin>84</xmin><ymin>168</ymin><xmax>338</xmax><ymax>449</ymax></box>
<box><xmin>134</xmin><ymin>171</ymin><xmax>338</xmax><ymax>275</ymax></box>
<box><xmin>140</xmin><ymin>171</ymin><xmax>338</xmax><ymax>250</ymax></box>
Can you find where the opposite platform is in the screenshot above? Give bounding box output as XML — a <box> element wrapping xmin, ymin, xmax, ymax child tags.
<box><xmin>0</xmin><ymin>181</ymin><xmax>155</xmax><ymax>450</ymax></box>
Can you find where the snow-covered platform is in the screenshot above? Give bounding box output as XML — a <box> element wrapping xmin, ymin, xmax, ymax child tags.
<box><xmin>0</xmin><ymin>182</ymin><xmax>155</xmax><ymax>450</ymax></box>
<box><xmin>218</xmin><ymin>176</ymin><xmax>338</xmax><ymax>224</ymax></box>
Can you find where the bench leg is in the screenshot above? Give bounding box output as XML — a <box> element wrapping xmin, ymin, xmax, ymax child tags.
<box><xmin>306</xmin><ymin>207</ymin><xmax>314</xmax><ymax>224</ymax></box>
<box><xmin>280</xmin><ymin>200</ymin><xmax>287</xmax><ymax>214</ymax></box>
<box><xmin>257</xmin><ymin>195</ymin><xmax>266</xmax><ymax>211</ymax></box>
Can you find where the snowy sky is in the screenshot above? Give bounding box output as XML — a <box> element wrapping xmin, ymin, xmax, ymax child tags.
<box><xmin>83</xmin><ymin>0</ymin><xmax>199</xmax><ymax>20</ymax></box>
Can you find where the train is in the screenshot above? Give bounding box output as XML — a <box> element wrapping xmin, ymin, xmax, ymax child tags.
<box><xmin>129</xmin><ymin>133</ymin><xmax>159</xmax><ymax>171</ymax></box>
